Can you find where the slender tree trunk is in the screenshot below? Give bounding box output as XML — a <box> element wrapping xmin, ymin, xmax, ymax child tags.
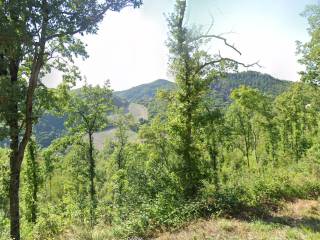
<box><xmin>31</xmin><ymin>180</ymin><xmax>38</xmax><ymax>223</ymax></box>
<box><xmin>244</xmin><ymin>134</ymin><xmax>250</xmax><ymax>168</ymax></box>
<box><xmin>185</xmin><ymin>107</ymin><xmax>195</xmax><ymax>196</ymax></box>
<box><xmin>26</xmin><ymin>141</ymin><xmax>39</xmax><ymax>223</ymax></box>
<box><xmin>209</xmin><ymin>146</ymin><xmax>219</xmax><ymax>189</ymax></box>
<box><xmin>116</xmin><ymin>135</ymin><xmax>125</xmax><ymax>208</ymax></box>
<box><xmin>237</xmin><ymin>113</ymin><xmax>250</xmax><ymax>168</ymax></box>
<box><xmin>8</xmin><ymin>119</ymin><xmax>26</xmax><ymax>240</ymax></box>
<box><xmin>88</xmin><ymin>132</ymin><xmax>96</xmax><ymax>226</ymax></box>
<box><xmin>252</xmin><ymin>130</ymin><xmax>258</xmax><ymax>163</ymax></box>
<box><xmin>9</xmin><ymin>139</ymin><xmax>22</xmax><ymax>240</ymax></box>
<box><xmin>183</xmin><ymin>62</ymin><xmax>198</xmax><ymax>198</ymax></box>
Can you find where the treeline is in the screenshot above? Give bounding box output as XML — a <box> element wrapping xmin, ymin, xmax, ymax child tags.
<box><xmin>1</xmin><ymin>1</ymin><xmax>320</xmax><ymax>239</ymax></box>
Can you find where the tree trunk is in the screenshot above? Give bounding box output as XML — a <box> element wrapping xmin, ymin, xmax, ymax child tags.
<box><xmin>237</xmin><ymin>113</ymin><xmax>250</xmax><ymax>168</ymax></box>
<box><xmin>9</xmin><ymin>142</ymin><xmax>22</xmax><ymax>240</ymax></box>
<box><xmin>8</xmin><ymin>120</ymin><xmax>25</xmax><ymax>240</ymax></box>
<box><xmin>183</xmin><ymin>99</ymin><xmax>198</xmax><ymax>198</ymax></box>
<box><xmin>8</xmin><ymin>59</ymin><xmax>22</xmax><ymax>240</ymax></box>
<box><xmin>8</xmin><ymin>45</ymin><xmax>43</xmax><ymax>240</ymax></box>
<box><xmin>252</xmin><ymin>130</ymin><xmax>258</xmax><ymax>163</ymax></box>
<box><xmin>31</xmin><ymin>172</ymin><xmax>38</xmax><ymax>224</ymax></box>
<box><xmin>209</xmin><ymin>146</ymin><xmax>219</xmax><ymax>189</ymax></box>
<box><xmin>88</xmin><ymin>132</ymin><xmax>96</xmax><ymax>226</ymax></box>
<box><xmin>26</xmin><ymin>141</ymin><xmax>39</xmax><ymax>223</ymax></box>
<box><xmin>245</xmin><ymin>138</ymin><xmax>250</xmax><ymax>168</ymax></box>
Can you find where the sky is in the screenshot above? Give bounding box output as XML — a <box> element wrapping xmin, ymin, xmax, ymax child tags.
<box><xmin>44</xmin><ymin>0</ymin><xmax>318</xmax><ymax>91</ymax></box>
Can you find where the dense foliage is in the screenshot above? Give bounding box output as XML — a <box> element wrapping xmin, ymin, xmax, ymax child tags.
<box><xmin>32</xmin><ymin>71</ymin><xmax>291</xmax><ymax>147</ymax></box>
<box><xmin>0</xmin><ymin>1</ymin><xmax>320</xmax><ymax>240</ymax></box>
<box><xmin>0</xmin><ymin>0</ymin><xmax>142</xmax><ymax>238</ymax></box>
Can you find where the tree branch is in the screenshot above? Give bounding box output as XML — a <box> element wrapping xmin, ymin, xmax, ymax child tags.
<box><xmin>194</xmin><ymin>34</ymin><xmax>242</xmax><ymax>55</ymax></box>
<box><xmin>18</xmin><ymin>0</ymin><xmax>49</xmax><ymax>162</ymax></box>
<box><xmin>195</xmin><ymin>55</ymin><xmax>261</xmax><ymax>76</ymax></box>
<box><xmin>46</xmin><ymin>4</ymin><xmax>111</xmax><ymax>41</ymax></box>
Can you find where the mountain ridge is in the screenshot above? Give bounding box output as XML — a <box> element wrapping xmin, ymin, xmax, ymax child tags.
<box><xmin>115</xmin><ymin>78</ymin><xmax>175</xmax><ymax>103</ymax></box>
<box><xmin>114</xmin><ymin>71</ymin><xmax>292</xmax><ymax>104</ymax></box>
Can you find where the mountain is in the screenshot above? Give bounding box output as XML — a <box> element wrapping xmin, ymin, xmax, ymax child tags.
<box><xmin>115</xmin><ymin>79</ymin><xmax>175</xmax><ymax>104</ymax></box>
<box><xmin>214</xmin><ymin>71</ymin><xmax>292</xmax><ymax>99</ymax></box>
<box><xmin>33</xmin><ymin>71</ymin><xmax>292</xmax><ymax>147</ymax></box>
<box><xmin>115</xmin><ymin>71</ymin><xmax>292</xmax><ymax>104</ymax></box>
<box><xmin>34</xmin><ymin>114</ymin><xmax>66</xmax><ymax>147</ymax></box>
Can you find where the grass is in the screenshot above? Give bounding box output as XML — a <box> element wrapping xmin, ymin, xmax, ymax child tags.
<box><xmin>154</xmin><ymin>199</ymin><xmax>320</xmax><ymax>240</ymax></box>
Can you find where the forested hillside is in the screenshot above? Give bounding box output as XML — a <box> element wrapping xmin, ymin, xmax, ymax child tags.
<box><xmin>116</xmin><ymin>79</ymin><xmax>175</xmax><ymax>103</ymax></box>
<box><xmin>1</xmin><ymin>1</ymin><xmax>320</xmax><ymax>240</ymax></box>
<box><xmin>115</xmin><ymin>71</ymin><xmax>291</xmax><ymax>104</ymax></box>
<box><xmin>33</xmin><ymin>71</ymin><xmax>291</xmax><ymax>147</ymax></box>
<box><xmin>211</xmin><ymin>71</ymin><xmax>291</xmax><ymax>104</ymax></box>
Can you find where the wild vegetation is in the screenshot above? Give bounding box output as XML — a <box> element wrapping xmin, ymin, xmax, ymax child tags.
<box><xmin>1</xmin><ymin>0</ymin><xmax>320</xmax><ymax>240</ymax></box>
<box><xmin>32</xmin><ymin>71</ymin><xmax>292</xmax><ymax>148</ymax></box>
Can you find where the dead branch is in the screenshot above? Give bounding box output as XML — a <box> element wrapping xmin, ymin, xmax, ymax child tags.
<box><xmin>195</xmin><ymin>54</ymin><xmax>261</xmax><ymax>76</ymax></box>
<box><xmin>199</xmin><ymin>34</ymin><xmax>242</xmax><ymax>55</ymax></box>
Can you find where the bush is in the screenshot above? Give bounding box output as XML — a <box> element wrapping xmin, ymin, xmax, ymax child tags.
<box><xmin>26</xmin><ymin>205</ymin><xmax>66</xmax><ymax>240</ymax></box>
<box><xmin>201</xmin><ymin>163</ymin><xmax>320</xmax><ymax>219</ymax></box>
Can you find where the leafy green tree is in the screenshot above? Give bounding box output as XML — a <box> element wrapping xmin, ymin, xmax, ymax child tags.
<box><xmin>274</xmin><ymin>83</ymin><xmax>319</xmax><ymax>161</ymax></box>
<box><xmin>108</xmin><ymin>112</ymin><xmax>134</xmax><ymax>210</ymax></box>
<box><xmin>64</xmin><ymin>82</ymin><xmax>113</xmax><ymax>225</ymax></box>
<box><xmin>197</xmin><ymin>101</ymin><xmax>228</xmax><ymax>188</ymax></box>
<box><xmin>297</xmin><ymin>4</ymin><xmax>320</xmax><ymax>84</ymax></box>
<box><xmin>41</xmin><ymin>134</ymin><xmax>88</xmax><ymax>220</ymax></box>
<box><xmin>227</xmin><ymin>86</ymin><xmax>271</xmax><ymax>166</ymax></box>
<box><xmin>260</xmin><ymin>113</ymin><xmax>279</xmax><ymax>165</ymax></box>
<box><xmin>63</xmin><ymin>143</ymin><xmax>91</xmax><ymax>223</ymax></box>
<box><xmin>41</xmin><ymin>134</ymin><xmax>79</xmax><ymax>203</ymax></box>
<box><xmin>139</xmin><ymin>115</ymin><xmax>173</xmax><ymax>197</ymax></box>
<box><xmin>113</xmin><ymin>113</ymin><xmax>134</xmax><ymax>170</ymax></box>
<box><xmin>0</xmin><ymin>1</ymin><xmax>142</xmax><ymax>238</ymax></box>
<box><xmin>166</xmin><ymin>0</ymin><xmax>257</xmax><ymax>198</ymax></box>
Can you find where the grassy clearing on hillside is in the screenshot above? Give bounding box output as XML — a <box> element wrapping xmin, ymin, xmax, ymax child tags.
<box><xmin>155</xmin><ymin>199</ymin><xmax>320</xmax><ymax>240</ymax></box>
<box><xmin>92</xmin><ymin>128</ymin><xmax>138</xmax><ymax>150</ymax></box>
<box><xmin>91</xmin><ymin>102</ymin><xmax>147</xmax><ymax>150</ymax></box>
<box><xmin>127</xmin><ymin>103</ymin><xmax>148</xmax><ymax>121</ymax></box>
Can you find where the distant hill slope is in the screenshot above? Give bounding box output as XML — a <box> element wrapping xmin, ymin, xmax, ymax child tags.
<box><xmin>115</xmin><ymin>79</ymin><xmax>175</xmax><ymax>103</ymax></box>
<box><xmin>34</xmin><ymin>96</ymin><xmax>147</xmax><ymax>148</ymax></box>
<box><xmin>214</xmin><ymin>71</ymin><xmax>292</xmax><ymax>100</ymax></box>
<box><xmin>115</xmin><ymin>71</ymin><xmax>292</xmax><ymax>104</ymax></box>
<box><xmin>211</xmin><ymin>71</ymin><xmax>292</xmax><ymax>105</ymax></box>
<box><xmin>33</xmin><ymin>71</ymin><xmax>292</xmax><ymax>147</ymax></box>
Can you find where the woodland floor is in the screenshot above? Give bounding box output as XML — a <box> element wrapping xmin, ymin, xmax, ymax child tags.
<box><xmin>153</xmin><ymin>199</ymin><xmax>320</xmax><ymax>240</ymax></box>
